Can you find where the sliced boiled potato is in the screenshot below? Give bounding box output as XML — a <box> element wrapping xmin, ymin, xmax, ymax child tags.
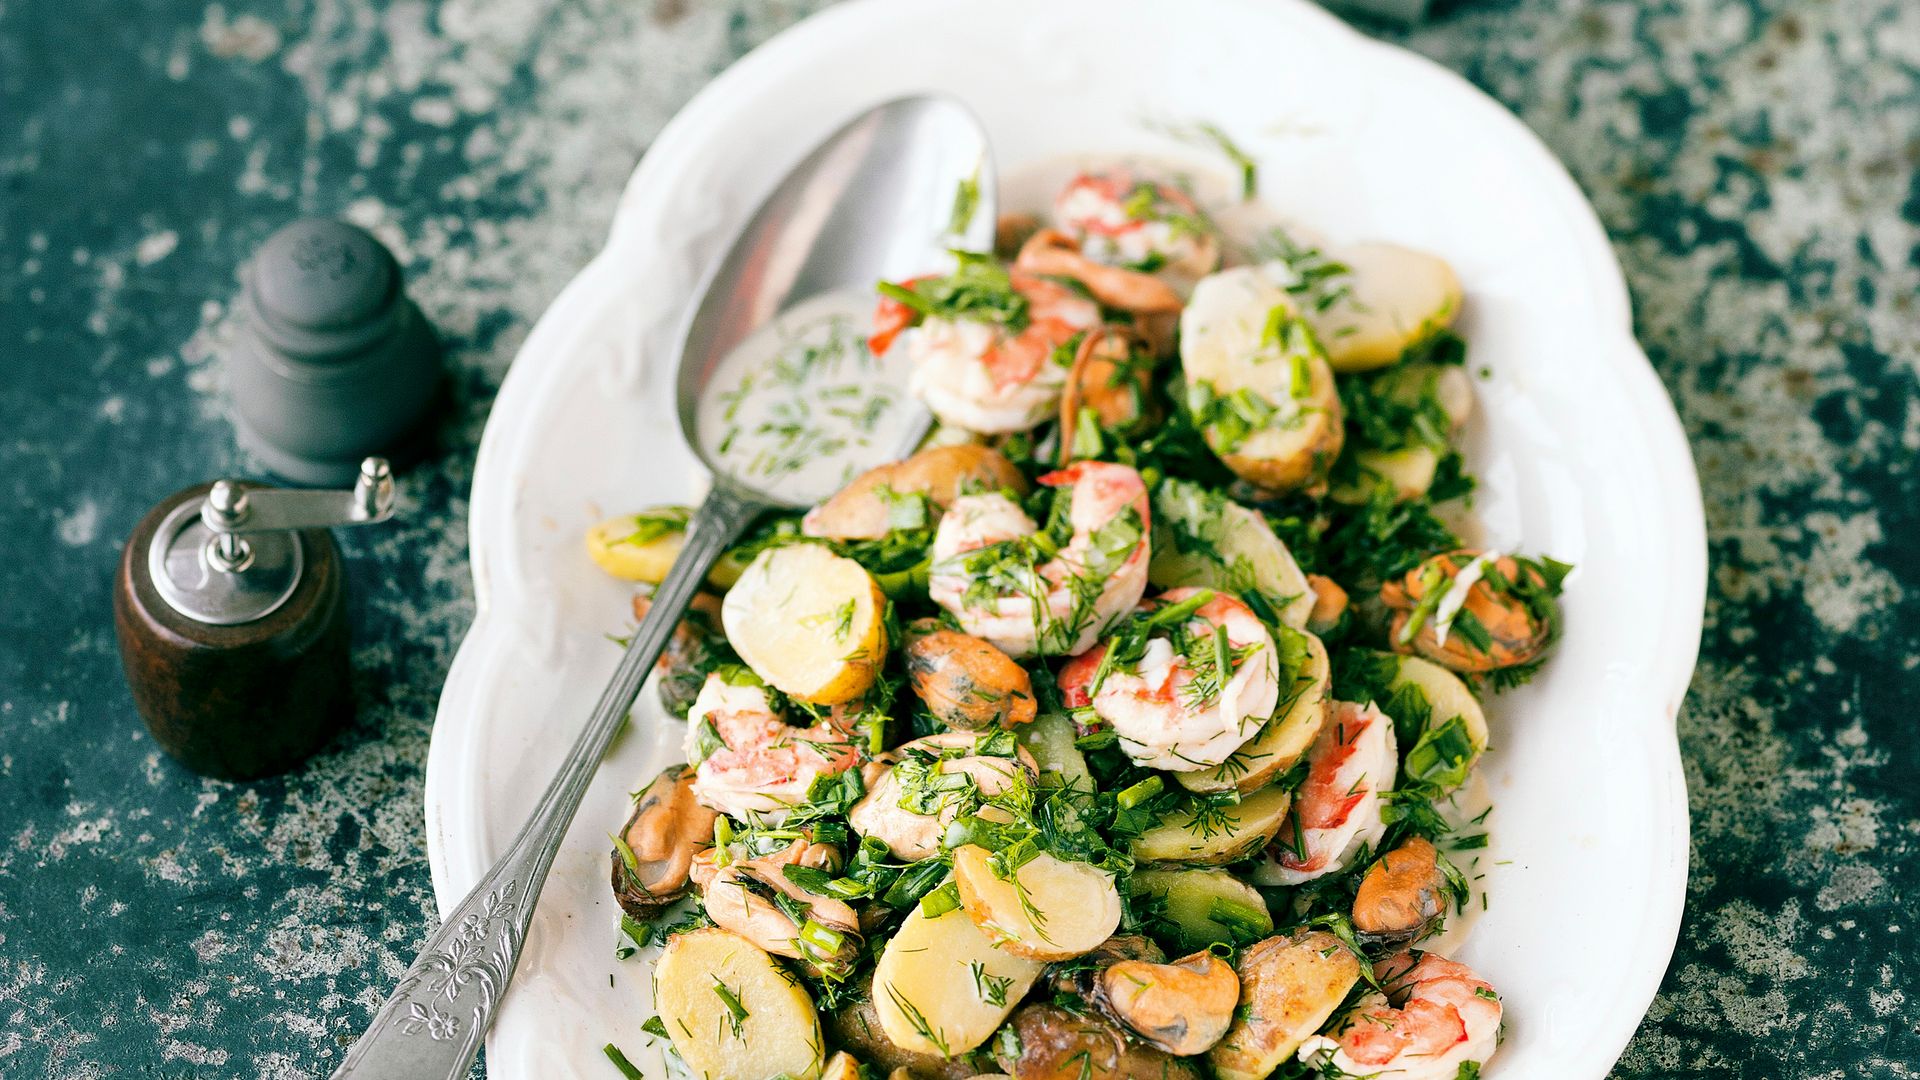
<box><xmin>1373</xmin><ymin>361</ymin><xmax>1475</xmax><ymax>431</ymax></box>
<box><xmin>1392</xmin><ymin>654</ymin><xmax>1489</xmax><ymax>751</ymax></box>
<box><xmin>1128</xmin><ymin>868</ymin><xmax>1273</xmax><ymax>953</ymax></box>
<box><xmin>1208</xmin><ymin>930</ymin><xmax>1363</xmax><ymax>1080</ymax></box>
<box><xmin>1330</xmin><ymin>446</ymin><xmax>1440</xmax><ymax>505</ymax></box>
<box><xmin>1375</xmin><ymin>651</ymin><xmax>1489</xmax><ymax>788</ymax></box>
<box><xmin>1305</xmin><ymin>242</ymin><xmax>1463</xmax><ymax>372</ymax></box>
<box><xmin>721</xmin><ymin>543</ymin><xmax>888</xmax><ymax>705</ymax></box>
<box><xmin>1180</xmin><ymin>268</ymin><xmax>1344</xmax><ymax>493</ymax></box>
<box><xmin>1130</xmin><ymin>783</ymin><xmax>1292</xmax><ymax>865</ymax></box>
<box><xmin>1149</xmin><ymin>477</ymin><xmax>1315</xmax><ymax>630</ymax></box>
<box><xmin>654</xmin><ymin>928</ymin><xmax>824</xmax><ymax>1080</ymax></box>
<box><xmin>825</xmin><ymin>971</ymin><xmax>984</xmax><ymax>1080</ymax></box>
<box><xmin>1177</xmin><ymin>632</ymin><xmax>1329</xmax><ymax>795</ymax></box>
<box><xmin>1017</xmin><ymin>713</ymin><xmax>1093</xmax><ymax>788</ymax></box>
<box><xmin>872</xmin><ymin>894</ymin><xmax>1045</xmax><ymax>1057</ymax></box>
<box><xmin>951</xmin><ymin>844</ymin><xmax>1121</xmax><ymax>961</ymax></box>
<box><xmin>585</xmin><ymin>507</ymin><xmax>689</xmax><ymax>583</ymax></box>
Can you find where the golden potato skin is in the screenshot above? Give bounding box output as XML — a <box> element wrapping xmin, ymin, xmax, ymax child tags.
<box><xmin>585</xmin><ymin>509</ymin><xmax>688</xmax><ymax>582</ymax></box>
<box><xmin>1208</xmin><ymin>930</ymin><xmax>1363</xmax><ymax>1080</ymax></box>
<box><xmin>903</xmin><ymin>624</ymin><xmax>1037</xmax><ymax>730</ymax></box>
<box><xmin>1210</xmin><ymin>366</ymin><xmax>1344</xmax><ymax>495</ymax></box>
<box><xmin>1180</xmin><ymin>267</ymin><xmax>1345</xmax><ymax>495</ymax></box>
<box><xmin>721</xmin><ymin>543</ymin><xmax>889</xmax><ymax>705</ymax></box>
<box><xmin>654</xmin><ymin>928</ymin><xmax>825</xmax><ymax>1080</ymax></box>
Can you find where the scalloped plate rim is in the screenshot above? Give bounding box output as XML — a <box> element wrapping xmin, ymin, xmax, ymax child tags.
<box><xmin>423</xmin><ymin>1</ymin><xmax>1706</xmax><ymax>1076</ymax></box>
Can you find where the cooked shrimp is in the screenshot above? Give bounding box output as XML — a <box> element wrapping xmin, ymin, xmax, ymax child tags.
<box><xmin>1057</xmin><ymin>327</ymin><xmax>1157</xmax><ymax>461</ymax></box>
<box><xmin>1057</xmin><ymin>588</ymin><xmax>1280</xmax><ymax>772</ymax></box>
<box><xmin>1015</xmin><ymin>228</ymin><xmax>1185</xmax><ymax>315</ymax></box>
<box><xmin>1254</xmin><ymin>700</ymin><xmax>1397</xmax><ymax>885</ymax></box>
<box><xmin>1381</xmin><ymin>549</ymin><xmax>1559</xmax><ymax>673</ymax></box>
<box><xmin>1053</xmin><ymin>169</ymin><xmax>1221</xmax><ymax>291</ymax></box>
<box><xmin>683</xmin><ymin>674</ymin><xmax>859</xmax><ymax>821</ymax></box>
<box><xmin>1296</xmin><ymin>951</ymin><xmax>1502</xmax><ymax>1080</ymax></box>
<box><xmin>929</xmin><ymin>460</ymin><xmax>1151</xmax><ymax>658</ymax></box>
<box><xmin>871</xmin><ymin>264</ymin><xmax>1101</xmax><ymax>434</ymax></box>
<box><xmin>849</xmin><ymin>732</ymin><xmax>1037</xmax><ymax>860</ymax></box>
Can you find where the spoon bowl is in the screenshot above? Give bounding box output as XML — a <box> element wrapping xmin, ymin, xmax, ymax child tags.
<box><xmin>678</xmin><ymin>93</ymin><xmax>995</xmax><ymax>507</ymax></box>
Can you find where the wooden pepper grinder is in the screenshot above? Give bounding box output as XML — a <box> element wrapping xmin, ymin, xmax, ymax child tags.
<box><xmin>114</xmin><ymin>458</ymin><xmax>396</xmax><ymax>779</ymax></box>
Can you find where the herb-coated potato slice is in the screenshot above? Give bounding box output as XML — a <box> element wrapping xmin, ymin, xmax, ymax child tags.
<box><xmin>825</xmin><ymin>970</ymin><xmax>986</xmax><ymax>1080</ymax></box>
<box><xmin>721</xmin><ymin>543</ymin><xmax>888</xmax><ymax>705</ymax></box>
<box><xmin>654</xmin><ymin>927</ymin><xmax>824</xmax><ymax>1080</ymax></box>
<box><xmin>1374</xmin><ymin>650</ymin><xmax>1489</xmax><ymax>789</ymax></box>
<box><xmin>1180</xmin><ymin>268</ymin><xmax>1344</xmax><ymax>494</ymax></box>
<box><xmin>1177</xmin><ymin>632</ymin><xmax>1329</xmax><ymax>795</ymax></box>
<box><xmin>585</xmin><ymin>507</ymin><xmax>690</xmax><ymax>583</ymax></box>
<box><xmin>871</xmin><ymin>894</ymin><xmax>1045</xmax><ymax>1057</ymax></box>
<box><xmin>1128</xmin><ymin>868</ymin><xmax>1273</xmax><ymax>954</ymax></box>
<box><xmin>1207</xmin><ymin>930</ymin><xmax>1362</xmax><ymax>1080</ymax></box>
<box><xmin>951</xmin><ymin>844</ymin><xmax>1122</xmax><ymax>961</ymax></box>
<box><xmin>1330</xmin><ymin>445</ymin><xmax>1441</xmax><ymax>505</ymax></box>
<box><xmin>1148</xmin><ymin>477</ymin><xmax>1315</xmax><ymax>630</ymax></box>
<box><xmin>1129</xmin><ymin>783</ymin><xmax>1292</xmax><ymax>865</ymax></box>
<box><xmin>1373</xmin><ymin>360</ymin><xmax>1475</xmax><ymax>431</ymax></box>
<box><xmin>1017</xmin><ymin>713</ymin><xmax>1093</xmax><ymax>788</ymax></box>
<box><xmin>1304</xmin><ymin>242</ymin><xmax>1463</xmax><ymax>373</ymax></box>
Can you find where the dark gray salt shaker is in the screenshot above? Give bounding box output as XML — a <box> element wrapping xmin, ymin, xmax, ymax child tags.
<box><xmin>230</xmin><ymin>219</ymin><xmax>441</xmax><ymax>486</ymax></box>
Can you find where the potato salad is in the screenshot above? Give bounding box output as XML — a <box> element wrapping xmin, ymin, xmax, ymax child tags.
<box><xmin>589</xmin><ymin>159</ymin><xmax>1571</xmax><ymax>1080</ymax></box>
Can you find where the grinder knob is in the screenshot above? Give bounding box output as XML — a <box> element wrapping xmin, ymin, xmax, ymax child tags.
<box><xmin>113</xmin><ymin>458</ymin><xmax>395</xmax><ymax>779</ymax></box>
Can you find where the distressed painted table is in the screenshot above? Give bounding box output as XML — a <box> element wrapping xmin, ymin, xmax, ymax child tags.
<box><xmin>2</xmin><ymin>0</ymin><xmax>1915</xmax><ymax>1076</ymax></box>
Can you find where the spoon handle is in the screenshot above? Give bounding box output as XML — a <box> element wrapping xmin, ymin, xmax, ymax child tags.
<box><xmin>329</xmin><ymin>483</ymin><xmax>766</xmax><ymax>1080</ymax></box>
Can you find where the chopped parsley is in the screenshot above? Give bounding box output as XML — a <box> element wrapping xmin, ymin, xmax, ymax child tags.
<box><xmin>876</xmin><ymin>250</ymin><xmax>1029</xmax><ymax>331</ymax></box>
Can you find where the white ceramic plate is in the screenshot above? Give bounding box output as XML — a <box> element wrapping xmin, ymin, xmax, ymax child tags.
<box><xmin>423</xmin><ymin>1</ymin><xmax>1707</xmax><ymax>1075</ymax></box>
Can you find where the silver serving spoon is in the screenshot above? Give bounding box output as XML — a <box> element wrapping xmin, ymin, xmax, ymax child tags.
<box><xmin>331</xmin><ymin>94</ymin><xmax>994</xmax><ymax>1080</ymax></box>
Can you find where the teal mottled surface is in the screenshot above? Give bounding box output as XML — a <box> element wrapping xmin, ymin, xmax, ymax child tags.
<box><xmin>1</xmin><ymin>0</ymin><xmax>1914</xmax><ymax>1076</ymax></box>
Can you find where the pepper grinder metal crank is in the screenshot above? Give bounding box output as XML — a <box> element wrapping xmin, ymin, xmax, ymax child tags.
<box><xmin>114</xmin><ymin>458</ymin><xmax>396</xmax><ymax>779</ymax></box>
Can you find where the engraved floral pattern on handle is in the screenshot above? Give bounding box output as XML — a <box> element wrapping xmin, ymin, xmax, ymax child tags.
<box><xmin>390</xmin><ymin>881</ymin><xmax>521</xmax><ymax>1042</ymax></box>
<box><xmin>330</xmin><ymin>487</ymin><xmax>767</xmax><ymax>1080</ymax></box>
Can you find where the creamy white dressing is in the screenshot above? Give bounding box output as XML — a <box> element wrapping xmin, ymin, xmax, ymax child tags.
<box><xmin>1419</xmin><ymin>770</ymin><xmax>1497</xmax><ymax>957</ymax></box>
<box><xmin>696</xmin><ymin>287</ymin><xmax>921</xmax><ymax>503</ymax></box>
